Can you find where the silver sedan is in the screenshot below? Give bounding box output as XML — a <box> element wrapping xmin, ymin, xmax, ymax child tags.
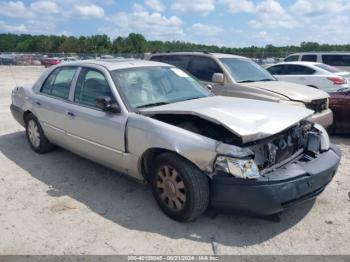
<box><xmin>10</xmin><ymin>59</ymin><xmax>341</xmax><ymax>221</ymax></box>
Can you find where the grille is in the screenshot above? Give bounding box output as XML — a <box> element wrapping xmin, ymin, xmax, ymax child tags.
<box><xmin>306</xmin><ymin>99</ymin><xmax>328</xmax><ymax>113</ymax></box>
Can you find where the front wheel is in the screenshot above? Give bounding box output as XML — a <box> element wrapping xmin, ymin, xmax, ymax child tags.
<box><xmin>151</xmin><ymin>152</ymin><xmax>209</xmax><ymax>222</ymax></box>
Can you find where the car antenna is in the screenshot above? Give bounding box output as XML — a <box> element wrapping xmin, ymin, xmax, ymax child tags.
<box><xmin>9</xmin><ymin>64</ymin><xmax>18</xmax><ymax>87</ymax></box>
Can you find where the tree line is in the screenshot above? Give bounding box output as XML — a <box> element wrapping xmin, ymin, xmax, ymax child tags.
<box><xmin>1</xmin><ymin>33</ymin><xmax>350</xmax><ymax>58</ymax></box>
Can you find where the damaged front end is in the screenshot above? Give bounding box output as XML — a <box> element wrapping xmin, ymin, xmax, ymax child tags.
<box><xmin>147</xmin><ymin>110</ymin><xmax>330</xmax><ymax>179</ymax></box>
<box><xmin>214</xmin><ymin>121</ymin><xmax>330</xmax><ymax>179</ymax></box>
<box><xmin>139</xmin><ymin>100</ymin><xmax>339</xmax><ymax>216</ymax></box>
<box><xmin>147</xmin><ymin>112</ymin><xmax>331</xmax><ymax>180</ymax></box>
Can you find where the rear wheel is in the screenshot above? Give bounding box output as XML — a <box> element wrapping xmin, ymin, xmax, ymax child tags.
<box><xmin>150</xmin><ymin>152</ymin><xmax>209</xmax><ymax>222</ymax></box>
<box><xmin>25</xmin><ymin>114</ymin><xmax>55</xmax><ymax>154</ymax></box>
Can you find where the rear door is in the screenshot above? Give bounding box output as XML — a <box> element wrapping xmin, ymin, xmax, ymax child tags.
<box><xmin>34</xmin><ymin>66</ymin><xmax>78</xmax><ymax>147</ymax></box>
<box><xmin>322</xmin><ymin>54</ymin><xmax>350</xmax><ymax>72</ymax></box>
<box><xmin>64</xmin><ymin>66</ymin><xmax>128</xmax><ymax>172</ymax></box>
<box><xmin>276</xmin><ymin>64</ymin><xmax>317</xmax><ymax>87</ymax></box>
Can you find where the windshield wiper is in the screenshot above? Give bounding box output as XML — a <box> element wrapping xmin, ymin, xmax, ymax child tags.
<box><xmin>259</xmin><ymin>79</ymin><xmax>275</xmax><ymax>82</ymax></box>
<box><xmin>136</xmin><ymin>102</ymin><xmax>169</xmax><ymax>109</ymax></box>
<box><xmin>183</xmin><ymin>96</ymin><xmax>204</xmax><ymax>101</ymax></box>
<box><xmin>238</xmin><ymin>80</ymin><xmax>255</xmax><ymax>83</ymax></box>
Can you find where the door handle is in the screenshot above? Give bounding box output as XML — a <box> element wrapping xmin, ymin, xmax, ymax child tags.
<box><xmin>66</xmin><ymin>111</ymin><xmax>75</xmax><ymax>117</ymax></box>
<box><xmin>35</xmin><ymin>101</ymin><xmax>41</xmax><ymax>106</ymax></box>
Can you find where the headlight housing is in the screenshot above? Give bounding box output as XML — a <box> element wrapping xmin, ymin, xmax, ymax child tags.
<box><xmin>215</xmin><ymin>156</ymin><xmax>260</xmax><ymax>179</ymax></box>
<box><xmin>279</xmin><ymin>100</ymin><xmax>306</xmax><ymax>107</ymax></box>
<box><xmin>314</xmin><ymin>124</ymin><xmax>330</xmax><ymax>151</ymax></box>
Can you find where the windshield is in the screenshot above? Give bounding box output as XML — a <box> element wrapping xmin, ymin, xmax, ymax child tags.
<box><xmin>220</xmin><ymin>58</ymin><xmax>276</xmax><ymax>83</ymax></box>
<box><xmin>111</xmin><ymin>66</ymin><xmax>211</xmax><ymax>109</ymax></box>
<box><xmin>315</xmin><ymin>63</ymin><xmax>341</xmax><ymax>73</ymax></box>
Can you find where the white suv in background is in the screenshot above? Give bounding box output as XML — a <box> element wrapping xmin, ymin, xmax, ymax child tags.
<box><xmin>149</xmin><ymin>52</ymin><xmax>333</xmax><ymax>128</ymax></box>
<box><xmin>284</xmin><ymin>52</ymin><xmax>350</xmax><ymax>72</ymax></box>
<box><xmin>266</xmin><ymin>62</ymin><xmax>350</xmax><ymax>93</ymax></box>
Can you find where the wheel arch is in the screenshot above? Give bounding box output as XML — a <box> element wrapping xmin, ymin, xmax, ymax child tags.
<box><xmin>139</xmin><ymin>147</ymin><xmax>206</xmax><ymax>182</ymax></box>
<box><xmin>23</xmin><ymin>110</ymin><xmax>34</xmax><ymax>123</ymax></box>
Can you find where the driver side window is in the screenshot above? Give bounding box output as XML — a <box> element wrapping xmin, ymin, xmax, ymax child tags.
<box><xmin>74</xmin><ymin>68</ymin><xmax>115</xmax><ymax>108</ymax></box>
<box><xmin>189</xmin><ymin>56</ymin><xmax>223</xmax><ymax>82</ymax></box>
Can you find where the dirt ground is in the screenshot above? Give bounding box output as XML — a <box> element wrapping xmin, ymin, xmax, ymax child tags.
<box><xmin>0</xmin><ymin>66</ymin><xmax>349</xmax><ymax>255</ymax></box>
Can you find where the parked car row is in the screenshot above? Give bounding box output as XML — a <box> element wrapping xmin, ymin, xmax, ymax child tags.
<box><xmin>0</xmin><ymin>53</ymin><xmax>42</xmax><ymax>65</ymax></box>
<box><xmin>0</xmin><ymin>53</ymin><xmax>142</xmax><ymax>66</ymax></box>
<box><xmin>10</xmin><ymin>58</ymin><xmax>341</xmax><ymax>222</ymax></box>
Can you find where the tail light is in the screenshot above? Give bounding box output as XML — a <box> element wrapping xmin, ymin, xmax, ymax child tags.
<box><xmin>327</xmin><ymin>76</ymin><xmax>346</xmax><ymax>85</ymax></box>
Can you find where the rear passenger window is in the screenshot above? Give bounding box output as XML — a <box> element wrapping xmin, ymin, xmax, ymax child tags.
<box><xmin>74</xmin><ymin>68</ymin><xmax>115</xmax><ymax>108</ymax></box>
<box><xmin>322</xmin><ymin>55</ymin><xmax>350</xmax><ymax>66</ymax></box>
<box><xmin>284</xmin><ymin>65</ymin><xmax>315</xmax><ymax>75</ymax></box>
<box><xmin>41</xmin><ymin>67</ymin><xmax>77</xmax><ymax>99</ymax></box>
<box><xmin>284</xmin><ymin>55</ymin><xmax>299</xmax><ymax>62</ymax></box>
<box><xmin>164</xmin><ymin>55</ymin><xmax>191</xmax><ymax>70</ymax></box>
<box><xmin>302</xmin><ymin>55</ymin><xmax>317</xmax><ymax>62</ymax></box>
<box><xmin>189</xmin><ymin>56</ymin><xmax>222</xmax><ymax>82</ymax></box>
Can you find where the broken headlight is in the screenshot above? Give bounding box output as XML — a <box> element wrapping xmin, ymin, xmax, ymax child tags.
<box><xmin>215</xmin><ymin>156</ymin><xmax>260</xmax><ymax>179</ymax></box>
<box><xmin>314</xmin><ymin>124</ymin><xmax>330</xmax><ymax>151</ymax></box>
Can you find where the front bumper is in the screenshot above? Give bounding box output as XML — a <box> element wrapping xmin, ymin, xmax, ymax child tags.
<box><xmin>307</xmin><ymin>108</ymin><xmax>333</xmax><ymax>128</ymax></box>
<box><xmin>210</xmin><ymin>145</ymin><xmax>341</xmax><ymax>216</ymax></box>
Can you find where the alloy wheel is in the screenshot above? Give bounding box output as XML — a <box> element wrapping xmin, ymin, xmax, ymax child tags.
<box><xmin>156</xmin><ymin>165</ymin><xmax>187</xmax><ymax>211</ymax></box>
<box><xmin>27</xmin><ymin>119</ymin><xmax>40</xmax><ymax>148</ymax></box>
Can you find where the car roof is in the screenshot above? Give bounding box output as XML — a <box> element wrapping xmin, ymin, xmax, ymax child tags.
<box><xmin>287</xmin><ymin>52</ymin><xmax>350</xmax><ymax>56</ymax></box>
<box><xmin>150</xmin><ymin>52</ymin><xmax>247</xmax><ymax>59</ymax></box>
<box><xmin>276</xmin><ymin>61</ymin><xmax>321</xmax><ymax>66</ymax></box>
<box><xmin>59</xmin><ymin>59</ymin><xmax>171</xmax><ymax>71</ymax></box>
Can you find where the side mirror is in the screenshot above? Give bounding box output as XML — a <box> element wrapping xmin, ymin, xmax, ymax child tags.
<box><xmin>96</xmin><ymin>96</ymin><xmax>121</xmax><ymax>113</ymax></box>
<box><xmin>212</xmin><ymin>73</ymin><xmax>225</xmax><ymax>84</ymax></box>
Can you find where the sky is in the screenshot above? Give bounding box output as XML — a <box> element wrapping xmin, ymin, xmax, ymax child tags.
<box><xmin>0</xmin><ymin>0</ymin><xmax>350</xmax><ymax>47</ymax></box>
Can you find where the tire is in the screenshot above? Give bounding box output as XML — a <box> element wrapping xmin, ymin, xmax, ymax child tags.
<box><xmin>25</xmin><ymin>113</ymin><xmax>55</xmax><ymax>154</ymax></box>
<box><xmin>150</xmin><ymin>152</ymin><xmax>209</xmax><ymax>222</ymax></box>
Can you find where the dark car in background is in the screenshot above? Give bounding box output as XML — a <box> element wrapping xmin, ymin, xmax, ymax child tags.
<box><xmin>329</xmin><ymin>89</ymin><xmax>350</xmax><ymax>134</ymax></box>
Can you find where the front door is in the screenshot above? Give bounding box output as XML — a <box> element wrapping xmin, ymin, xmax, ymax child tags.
<box><xmin>64</xmin><ymin>67</ymin><xmax>128</xmax><ymax>172</ymax></box>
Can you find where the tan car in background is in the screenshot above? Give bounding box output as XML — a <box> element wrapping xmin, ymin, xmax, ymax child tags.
<box><xmin>150</xmin><ymin>52</ymin><xmax>333</xmax><ymax>128</ymax></box>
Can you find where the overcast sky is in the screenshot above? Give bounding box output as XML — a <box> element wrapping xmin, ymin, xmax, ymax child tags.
<box><xmin>0</xmin><ymin>0</ymin><xmax>349</xmax><ymax>47</ymax></box>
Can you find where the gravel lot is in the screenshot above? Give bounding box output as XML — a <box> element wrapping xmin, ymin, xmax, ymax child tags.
<box><xmin>0</xmin><ymin>66</ymin><xmax>349</xmax><ymax>255</ymax></box>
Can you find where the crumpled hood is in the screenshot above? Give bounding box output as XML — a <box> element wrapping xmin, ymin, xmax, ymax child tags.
<box><xmin>240</xmin><ymin>81</ymin><xmax>329</xmax><ymax>102</ymax></box>
<box><xmin>141</xmin><ymin>96</ymin><xmax>313</xmax><ymax>143</ymax></box>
